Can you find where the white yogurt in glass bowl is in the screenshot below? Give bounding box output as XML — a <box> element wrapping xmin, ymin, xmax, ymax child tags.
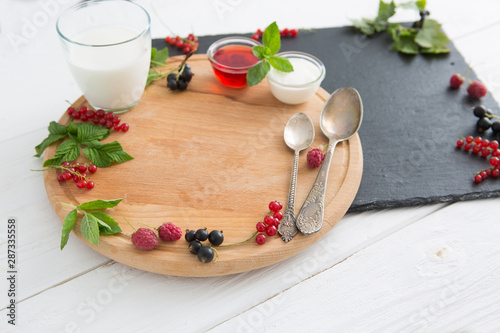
<box><xmin>266</xmin><ymin>52</ymin><xmax>325</xmax><ymax>105</ymax></box>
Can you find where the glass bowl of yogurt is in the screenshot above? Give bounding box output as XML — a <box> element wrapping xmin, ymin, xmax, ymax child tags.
<box><xmin>266</xmin><ymin>52</ymin><xmax>325</xmax><ymax>105</ymax></box>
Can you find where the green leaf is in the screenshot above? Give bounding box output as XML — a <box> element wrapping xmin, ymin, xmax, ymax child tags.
<box><xmin>397</xmin><ymin>1</ymin><xmax>425</xmax><ymax>10</ymax></box>
<box><xmin>82</xmin><ymin>140</ymin><xmax>133</xmax><ymax>167</ymax></box>
<box><xmin>416</xmin><ymin>0</ymin><xmax>426</xmax><ymax>11</ymax></box>
<box><xmin>351</xmin><ymin>18</ymin><xmax>376</xmax><ymax>35</ymax></box>
<box><xmin>246</xmin><ymin>61</ymin><xmax>271</xmax><ymax>87</ymax></box>
<box><xmin>60</xmin><ymin>209</ymin><xmax>77</xmax><ymax>250</ymax></box>
<box><xmin>376</xmin><ymin>0</ymin><xmax>396</xmax><ymax>22</ymax></box>
<box><xmin>76</xmin><ymin>123</ymin><xmax>111</xmax><ymax>143</ymax></box>
<box><xmin>151</xmin><ymin>47</ymin><xmax>169</xmax><ymax>66</ymax></box>
<box><xmin>77</xmin><ymin>198</ymin><xmax>123</xmax><ymax>210</ymax></box>
<box><xmin>90</xmin><ymin>212</ymin><xmax>122</xmax><ymax>235</ymax></box>
<box><xmin>34</xmin><ymin>122</ymin><xmax>68</xmax><ymax>157</ymax></box>
<box><xmin>81</xmin><ymin>213</ymin><xmax>100</xmax><ymax>246</ymax></box>
<box><xmin>267</xmin><ymin>55</ymin><xmax>294</xmax><ymax>72</ymax></box>
<box><xmin>415</xmin><ymin>19</ymin><xmax>450</xmax><ymax>50</ymax></box>
<box><xmin>420</xmin><ymin>45</ymin><xmax>450</xmax><ymax>54</ymax></box>
<box><xmin>262</xmin><ymin>22</ymin><xmax>281</xmax><ymax>55</ymax></box>
<box><xmin>252</xmin><ymin>46</ymin><xmax>270</xmax><ymax>60</ymax></box>
<box><xmin>43</xmin><ymin>139</ymin><xmax>80</xmax><ymax>166</ymax></box>
<box><xmin>389</xmin><ymin>27</ymin><xmax>420</xmax><ymax>54</ymax></box>
<box><xmin>146</xmin><ymin>69</ymin><xmax>161</xmax><ymax>87</ymax></box>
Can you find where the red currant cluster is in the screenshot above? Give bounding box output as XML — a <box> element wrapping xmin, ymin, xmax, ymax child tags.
<box><xmin>251</xmin><ymin>28</ymin><xmax>298</xmax><ymax>41</ymax></box>
<box><xmin>255</xmin><ymin>201</ymin><xmax>283</xmax><ymax>245</ymax></box>
<box><xmin>456</xmin><ymin>135</ymin><xmax>500</xmax><ymax>183</ymax></box>
<box><xmin>66</xmin><ymin>106</ymin><xmax>129</xmax><ymax>132</ymax></box>
<box><xmin>55</xmin><ymin>161</ymin><xmax>98</xmax><ymax>190</ymax></box>
<box><xmin>165</xmin><ymin>34</ymin><xmax>199</xmax><ymax>54</ymax></box>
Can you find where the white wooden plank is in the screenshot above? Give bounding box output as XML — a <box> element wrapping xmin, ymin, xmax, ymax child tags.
<box><xmin>208</xmin><ymin>198</ymin><xmax>500</xmax><ymax>332</ymax></box>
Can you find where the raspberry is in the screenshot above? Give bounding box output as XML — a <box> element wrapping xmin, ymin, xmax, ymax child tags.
<box><xmin>449</xmin><ymin>73</ymin><xmax>465</xmax><ymax>89</ymax></box>
<box><xmin>158</xmin><ymin>222</ymin><xmax>182</xmax><ymax>241</ymax></box>
<box><xmin>467</xmin><ymin>81</ymin><xmax>487</xmax><ymax>98</ymax></box>
<box><xmin>131</xmin><ymin>228</ymin><xmax>158</xmax><ymax>250</ymax></box>
<box><xmin>307</xmin><ymin>147</ymin><xmax>325</xmax><ymax>168</ymax></box>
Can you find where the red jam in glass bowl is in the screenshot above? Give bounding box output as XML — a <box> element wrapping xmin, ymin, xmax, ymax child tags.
<box><xmin>207</xmin><ymin>37</ymin><xmax>261</xmax><ymax>88</ymax></box>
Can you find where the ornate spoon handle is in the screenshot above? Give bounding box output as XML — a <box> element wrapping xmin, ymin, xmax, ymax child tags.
<box><xmin>296</xmin><ymin>141</ymin><xmax>337</xmax><ymax>235</ymax></box>
<box><xmin>278</xmin><ymin>150</ymin><xmax>300</xmax><ymax>242</ymax></box>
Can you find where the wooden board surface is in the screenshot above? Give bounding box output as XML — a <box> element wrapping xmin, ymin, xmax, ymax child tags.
<box><xmin>42</xmin><ymin>54</ymin><xmax>363</xmax><ymax>277</ymax></box>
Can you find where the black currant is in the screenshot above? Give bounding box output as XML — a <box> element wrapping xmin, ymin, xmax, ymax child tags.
<box><xmin>189</xmin><ymin>240</ymin><xmax>202</xmax><ymax>254</ymax></box>
<box><xmin>180</xmin><ymin>68</ymin><xmax>193</xmax><ymax>82</ymax></box>
<box><xmin>477</xmin><ymin>117</ymin><xmax>492</xmax><ymax>132</ymax></box>
<box><xmin>195</xmin><ymin>228</ymin><xmax>209</xmax><ymax>241</ymax></box>
<box><xmin>185</xmin><ymin>229</ymin><xmax>196</xmax><ymax>242</ymax></box>
<box><xmin>208</xmin><ymin>230</ymin><xmax>224</xmax><ymax>246</ymax></box>
<box><xmin>492</xmin><ymin>121</ymin><xmax>500</xmax><ymax>135</ymax></box>
<box><xmin>167</xmin><ymin>79</ymin><xmax>178</xmax><ymax>90</ymax></box>
<box><xmin>177</xmin><ymin>80</ymin><xmax>187</xmax><ymax>91</ymax></box>
<box><xmin>473</xmin><ymin>105</ymin><xmax>487</xmax><ymax>118</ymax></box>
<box><xmin>197</xmin><ymin>246</ymin><xmax>214</xmax><ymax>263</ymax></box>
<box><xmin>167</xmin><ymin>73</ymin><xmax>177</xmax><ymax>81</ymax></box>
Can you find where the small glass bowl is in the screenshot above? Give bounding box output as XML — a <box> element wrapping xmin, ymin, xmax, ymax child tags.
<box><xmin>207</xmin><ymin>37</ymin><xmax>261</xmax><ymax>88</ymax></box>
<box><xmin>266</xmin><ymin>52</ymin><xmax>326</xmax><ymax>105</ymax></box>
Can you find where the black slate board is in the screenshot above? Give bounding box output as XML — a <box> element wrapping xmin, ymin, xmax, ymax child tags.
<box><xmin>153</xmin><ymin>26</ymin><xmax>500</xmax><ymax>213</ymax></box>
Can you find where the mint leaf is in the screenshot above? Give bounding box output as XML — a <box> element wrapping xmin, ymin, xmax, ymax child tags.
<box><xmin>247</xmin><ymin>61</ymin><xmax>271</xmax><ymax>87</ymax></box>
<box><xmin>151</xmin><ymin>47</ymin><xmax>169</xmax><ymax>66</ymax></box>
<box><xmin>76</xmin><ymin>123</ymin><xmax>111</xmax><ymax>143</ymax></box>
<box><xmin>352</xmin><ymin>1</ymin><xmax>396</xmax><ymax>35</ymax></box>
<box><xmin>262</xmin><ymin>22</ymin><xmax>280</xmax><ymax>54</ymax></box>
<box><xmin>90</xmin><ymin>212</ymin><xmax>122</xmax><ymax>235</ymax></box>
<box><xmin>267</xmin><ymin>56</ymin><xmax>294</xmax><ymax>72</ymax></box>
<box><xmin>146</xmin><ymin>69</ymin><xmax>161</xmax><ymax>87</ymax></box>
<box><xmin>82</xmin><ymin>141</ymin><xmax>133</xmax><ymax>167</ymax></box>
<box><xmin>43</xmin><ymin>139</ymin><xmax>80</xmax><ymax>166</ymax></box>
<box><xmin>35</xmin><ymin>122</ymin><xmax>68</xmax><ymax>157</ymax></box>
<box><xmin>60</xmin><ymin>209</ymin><xmax>77</xmax><ymax>250</ymax></box>
<box><xmin>414</xmin><ymin>19</ymin><xmax>450</xmax><ymax>51</ymax></box>
<box><xmin>376</xmin><ymin>0</ymin><xmax>396</xmax><ymax>22</ymax></box>
<box><xmin>252</xmin><ymin>46</ymin><xmax>270</xmax><ymax>60</ymax></box>
<box><xmin>81</xmin><ymin>213</ymin><xmax>100</xmax><ymax>246</ymax></box>
<box><xmin>351</xmin><ymin>18</ymin><xmax>376</xmax><ymax>35</ymax></box>
<box><xmin>391</xmin><ymin>29</ymin><xmax>420</xmax><ymax>54</ymax></box>
<box><xmin>77</xmin><ymin>199</ymin><xmax>123</xmax><ymax>210</ymax></box>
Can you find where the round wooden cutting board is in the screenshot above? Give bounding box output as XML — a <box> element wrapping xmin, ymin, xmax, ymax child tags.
<box><xmin>43</xmin><ymin>54</ymin><xmax>363</xmax><ymax>277</ymax></box>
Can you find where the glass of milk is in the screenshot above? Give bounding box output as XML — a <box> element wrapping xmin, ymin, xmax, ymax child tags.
<box><xmin>266</xmin><ymin>52</ymin><xmax>326</xmax><ymax>105</ymax></box>
<box><xmin>56</xmin><ymin>0</ymin><xmax>151</xmax><ymax>113</ymax></box>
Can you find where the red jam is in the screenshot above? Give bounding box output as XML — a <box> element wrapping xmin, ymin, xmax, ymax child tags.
<box><xmin>211</xmin><ymin>45</ymin><xmax>259</xmax><ymax>88</ymax></box>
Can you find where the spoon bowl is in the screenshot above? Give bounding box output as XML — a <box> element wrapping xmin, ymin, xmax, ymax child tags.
<box><xmin>279</xmin><ymin>112</ymin><xmax>315</xmax><ymax>242</ymax></box>
<box><xmin>296</xmin><ymin>87</ymin><xmax>363</xmax><ymax>235</ymax></box>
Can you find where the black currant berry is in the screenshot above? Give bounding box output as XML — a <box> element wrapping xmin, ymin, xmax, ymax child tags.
<box><xmin>177</xmin><ymin>80</ymin><xmax>187</xmax><ymax>91</ymax></box>
<box><xmin>208</xmin><ymin>230</ymin><xmax>224</xmax><ymax>246</ymax></box>
<box><xmin>167</xmin><ymin>73</ymin><xmax>177</xmax><ymax>81</ymax></box>
<box><xmin>492</xmin><ymin>121</ymin><xmax>500</xmax><ymax>135</ymax></box>
<box><xmin>185</xmin><ymin>229</ymin><xmax>196</xmax><ymax>242</ymax></box>
<box><xmin>195</xmin><ymin>228</ymin><xmax>209</xmax><ymax>241</ymax></box>
<box><xmin>167</xmin><ymin>79</ymin><xmax>178</xmax><ymax>90</ymax></box>
<box><xmin>189</xmin><ymin>240</ymin><xmax>202</xmax><ymax>254</ymax></box>
<box><xmin>180</xmin><ymin>67</ymin><xmax>193</xmax><ymax>82</ymax></box>
<box><xmin>197</xmin><ymin>246</ymin><xmax>214</xmax><ymax>263</ymax></box>
<box><xmin>477</xmin><ymin>117</ymin><xmax>492</xmax><ymax>132</ymax></box>
<box><xmin>473</xmin><ymin>105</ymin><xmax>487</xmax><ymax>118</ymax></box>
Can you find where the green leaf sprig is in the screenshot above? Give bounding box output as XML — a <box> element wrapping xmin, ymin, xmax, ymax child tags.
<box><xmin>147</xmin><ymin>47</ymin><xmax>170</xmax><ymax>86</ymax></box>
<box><xmin>60</xmin><ymin>199</ymin><xmax>123</xmax><ymax>250</ymax></box>
<box><xmin>246</xmin><ymin>22</ymin><xmax>294</xmax><ymax>86</ymax></box>
<box><xmin>352</xmin><ymin>0</ymin><xmax>450</xmax><ymax>54</ymax></box>
<box><xmin>35</xmin><ymin>121</ymin><xmax>133</xmax><ymax>167</ymax></box>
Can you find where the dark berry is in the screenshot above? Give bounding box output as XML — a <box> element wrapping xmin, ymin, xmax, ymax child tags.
<box><xmin>167</xmin><ymin>73</ymin><xmax>177</xmax><ymax>81</ymax></box>
<box><xmin>177</xmin><ymin>80</ymin><xmax>187</xmax><ymax>91</ymax></box>
<box><xmin>492</xmin><ymin>122</ymin><xmax>500</xmax><ymax>135</ymax></box>
<box><xmin>473</xmin><ymin>105</ymin><xmax>487</xmax><ymax>118</ymax></box>
<box><xmin>208</xmin><ymin>230</ymin><xmax>224</xmax><ymax>246</ymax></box>
<box><xmin>189</xmin><ymin>240</ymin><xmax>202</xmax><ymax>254</ymax></box>
<box><xmin>197</xmin><ymin>246</ymin><xmax>214</xmax><ymax>263</ymax></box>
<box><xmin>477</xmin><ymin>118</ymin><xmax>492</xmax><ymax>132</ymax></box>
<box><xmin>185</xmin><ymin>229</ymin><xmax>196</xmax><ymax>242</ymax></box>
<box><xmin>195</xmin><ymin>228</ymin><xmax>209</xmax><ymax>241</ymax></box>
<box><xmin>167</xmin><ymin>79</ymin><xmax>178</xmax><ymax>90</ymax></box>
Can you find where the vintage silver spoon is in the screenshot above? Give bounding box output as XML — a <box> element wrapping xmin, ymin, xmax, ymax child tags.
<box><xmin>278</xmin><ymin>112</ymin><xmax>315</xmax><ymax>242</ymax></box>
<box><xmin>296</xmin><ymin>87</ymin><xmax>363</xmax><ymax>235</ymax></box>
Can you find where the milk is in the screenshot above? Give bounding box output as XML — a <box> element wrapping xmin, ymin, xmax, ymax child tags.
<box><xmin>66</xmin><ymin>25</ymin><xmax>151</xmax><ymax>110</ymax></box>
<box><xmin>267</xmin><ymin>57</ymin><xmax>325</xmax><ymax>105</ymax></box>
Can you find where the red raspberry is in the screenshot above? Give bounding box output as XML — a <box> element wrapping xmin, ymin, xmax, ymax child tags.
<box><xmin>158</xmin><ymin>222</ymin><xmax>182</xmax><ymax>241</ymax></box>
<box><xmin>449</xmin><ymin>73</ymin><xmax>465</xmax><ymax>89</ymax></box>
<box><xmin>467</xmin><ymin>81</ymin><xmax>487</xmax><ymax>98</ymax></box>
<box><xmin>307</xmin><ymin>147</ymin><xmax>325</xmax><ymax>168</ymax></box>
<box><xmin>131</xmin><ymin>228</ymin><xmax>158</xmax><ymax>250</ymax></box>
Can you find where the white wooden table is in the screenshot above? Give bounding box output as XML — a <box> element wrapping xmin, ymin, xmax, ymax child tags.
<box><xmin>2</xmin><ymin>0</ymin><xmax>500</xmax><ymax>331</ymax></box>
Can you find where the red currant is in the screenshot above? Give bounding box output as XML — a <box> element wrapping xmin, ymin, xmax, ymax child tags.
<box><xmin>474</xmin><ymin>136</ymin><xmax>482</xmax><ymax>144</ymax></box>
<box><xmin>490</xmin><ymin>140</ymin><xmax>499</xmax><ymax>150</ymax></box>
<box><xmin>106</xmin><ymin>121</ymin><xmax>113</xmax><ymax>129</ymax></box>
<box><xmin>493</xmin><ymin>150</ymin><xmax>500</xmax><ymax>157</ymax></box>
<box><xmin>113</xmin><ymin>116</ymin><xmax>120</xmax><ymax>124</ymax></box>
<box><xmin>88</xmin><ymin>164</ymin><xmax>97</xmax><ymax>173</ymax></box>
<box><xmin>464</xmin><ymin>143</ymin><xmax>472</xmax><ymax>151</ymax></box>
<box><xmin>256</xmin><ymin>222</ymin><xmax>266</xmax><ymax>232</ymax></box>
<box><xmin>106</xmin><ymin>112</ymin><xmax>114</xmax><ymax>121</ymax></box>
<box><xmin>480</xmin><ymin>170</ymin><xmax>488</xmax><ymax>179</ymax></box>
<box><xmin>73</xmin><ymin>112</ymin><xmax>81</xmax><ymax>120</ymax></box>
<box><xmin>481</xmin><ymin>148</ymin><xmax>490</xmax><ymax>157</ymax></box>
<box><xmin>86</xmin><ymin>181</ymin><xmax>95</xmax><ymax>189</ymax></box>
<box><xmin>120</xmin><ymin>123</ymin><xmax>129</xmax><ymax>132</ymax></box>
<box><xmin>176</xmin><ymin>40</ymin><xmax>184</xmax><ymax>48</ymax></box>
<box><xmin>265</xmin><ymin>225</ymin><xmax>277</xmax><ymax>236</ymax></box>
<box><xmin>96</xmin><ymin>109</ymin><xmax>105</xmax><ymax>118</ymax></box>
<box><xmin>68</xmin><ymin>167</ymin><xmax>76</xmax><ymax>172</ymax></box>
<box><xmin>57</xmin><ymin>173</ymin><xmax>65</xmax><ymax>181</ymax></box>
<box><xmin>492</xmin><ymin>168</ymin><xmax>500</xmax><ymax>178</ymax></box>
<box><xmin>183</xmin><ymin>46</ymin><xmax>191</xmax><ymax>54</ymax></box>
<box><xmin>86</xmin><ymin>110</ymin><xmax>96</xmax><ymax>119</ymax></box>
<box><xmin>269</xmin><ymin>201</ymin><xmax>282</xmax><ymax>212</ymax></box>
<box><xmin>456</xmin><ymin>139</ymin><xmax>464</xmax><ymax>148</ymax></box>
<box><xmin>474</xmin><ymin>174</ymin><xmax>483</xmax><ymax>183</ymax></box>
<box><xmin>61</xmin><ymin>161</ymin><xmax>70</xmax><ymax>167</ymax></box>
<box><xmin>264</xmin><ymin>215</ymin><xmax>274</xmax><ymax>226</ymax></box>
<box><xmin>114</xmin><ymin>124</ymin><xmax>121</xmax><ymax>131</ymax></box>
<box><xmin>77</xmin><ymin>165</ymin><xmax>87</xmax><ymax>173</ymax></box>
<box><xmin>92</xmin><ymin>118</ymin><xmax>100</xmax><ymax>124</ymax></box>
<box><xmin>481</xmin><ymin>139</ymin><xmax>490</xmax><ymax>148</ymax></box>
<box><xmin>169</xmin><ymin>38</ymin><xmax>176</xmax><ymax>46</ymax></box>
<box><xmin>490</xmin><ymin>157</ymin><xmax>499</xmax><ymax>166</ymax></box>
<box><xmin>472</xmin><ymin>145</ymin><xmax>481</xmax><ymax>154</ymax></box>
<box><xmin>255</xmin><ymin>233</ymin><xmax>266</xmax><ymax>245</ymax></box>
<box><xmin>80</xmin><ymin>114</ymin><xmax>88</xmax><ymax>122</ymax></box>
<box><xmin>290</xmin><ymin>29</ymin><xmax>298</xmax><ymax>37</ymax></box>
<box><xmin>79</xmin><ymin>106</ymin><xmax>87</xmax><ymax>113</ymax></box>
<box><xmin>76</xmin><ymin>180</ymin><xmax>87</xmax><ymax>189</ymax></box>
<box><xmin>99</xmin><ymin>118</ymin><xmax>106</xmax><ymax>126</ymax></box>
<box><xmin>62</xmin><ymin>172</ymin><xmax>72</xmax><ymax>180</ymax></box>
<box><xmin>165</xmin><ymin>36</ymin><xmax>172</xmax><ymax>43</ymax></box>
<box><xmin>465</xmin><ymin>136</ymin><xmax>474</xmax><ymax>143</ymax></box>
<box><xmin>67</xmin><ymin>107</ymin><xmax>75</xmax><ymax>116</ymax></box>
<box><xmin>273</xmin><ymin>211</ymin><xmax>283</xmax><ymax>221</ymax></box>
<box><xmin>251</xmin><ymin>34</ymin><xmax>260</xmax><ymax>41</ymax></box>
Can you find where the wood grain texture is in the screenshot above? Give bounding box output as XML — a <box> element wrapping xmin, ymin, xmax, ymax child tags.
<box><xmin>42</xmin><ymin>55</ymin><xmax>363</xmax><ymax>277</ymax></box>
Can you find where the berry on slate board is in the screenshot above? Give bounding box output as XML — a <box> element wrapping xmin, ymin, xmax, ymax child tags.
<box><xmin>131</xmin><ymin>228</ymin><xmax>159</xmax><ymax>251</ymax></box>
<box><xmin>449</xmin><ymin>73</ymin><xmax>465</xmax><ymax>89</ymax></box>
<box><xmin>467</xmin><ymin>81</ymin><xmax>488</xmax><ymax>98</ymax></box>
<box><xmin>307</xmin><ymin>147</ymin><xmax>325</xmax><ymax>168</ymax></box>
<box><xmin>158</xmin><ymin>222</ymin><xmax>182</xmax><ymax>241</ymax></box>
